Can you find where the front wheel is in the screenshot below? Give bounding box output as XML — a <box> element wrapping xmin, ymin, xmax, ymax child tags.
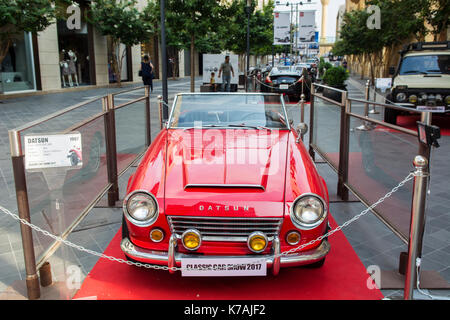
<box><xmin>302</xmin><ymin>257</ymin><xmax>326</xmax><ymax>268</ymax></box>
<box><xmin>384</xmin><ymin>106</ymin><xmax>398</xmax><ymax>125</ymax></box>
<box><xmin>122</xmin><ymin>216</ymin><xmax>139</xmax><ymax>263</ymax></box>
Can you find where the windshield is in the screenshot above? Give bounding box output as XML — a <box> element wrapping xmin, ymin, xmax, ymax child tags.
<box><xmin>168</xmin><ymin>94</ymin><xmax>289</xmax><ymax>129</ymax></box>
<box><xmin>399</xmin><ymin>54</ymin><xmax>450</xmax><ymax>75</ymax></box>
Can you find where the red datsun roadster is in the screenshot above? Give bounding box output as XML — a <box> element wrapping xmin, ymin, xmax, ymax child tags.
<box><xmin>121</xmin><ymin>93</ymin><xmax>330</xmax><ymax>275</ymax></box>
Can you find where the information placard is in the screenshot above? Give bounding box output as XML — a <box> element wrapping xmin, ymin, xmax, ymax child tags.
<box><xmin>375</xmin><ymin>78</ymin><xmax>392</xmax><ymax>92</ymax></box>
<box><xmin>24</xmin><ymin>132</ymin><xmax>83</xmax><ymax>170</ymax></box>
<box><xmin>181</xmin><ymin>257</ymin><xmax>267</xmax><ymax>277</ymax></box>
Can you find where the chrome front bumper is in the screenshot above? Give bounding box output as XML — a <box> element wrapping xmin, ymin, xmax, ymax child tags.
<box><xmin>120</xmin><ymin>235</ymin><xmax>330</xmax><ymax>275</ymax></box>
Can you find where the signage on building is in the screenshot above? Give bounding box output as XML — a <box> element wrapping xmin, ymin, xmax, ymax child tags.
<box><xmin>297</xmin><ymin>11</ymin><xmax>316</xmax><ymax>43</ymax></box>
<box><xmin>273</xmin><ymin>11</ymin><xmax>291</xmax><ymax>45</ymax></box>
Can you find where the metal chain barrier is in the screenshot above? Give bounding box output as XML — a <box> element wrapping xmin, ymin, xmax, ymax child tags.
<box><xmin>348</xmin><ymin>77</ymin><xmax>402</xmax><ymax>107</ymax></box>
<box><xmin>0</xmin><ymin>171</ymin><xmax>414</xmax><ymax>273</ymax></box>
<box><xmin>276</xmin><ymin>172</ymin><xmax>414</xmax><ymax>259</ymax></box>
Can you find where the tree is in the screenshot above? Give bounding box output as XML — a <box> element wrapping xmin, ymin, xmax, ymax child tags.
<box><xmin>0</xmin><ymin>0</ymin><xmax>57</xmax><ymax>66</ymax></box>
<box><xmin>89</xmin><ymin>0</ymin><xmax>153</xmax><ymax>86</ymax></box>
<box><xmin>165</xmin><ymin>0</ymin><xmax>225</xmax><ymax>92</ymax></box>
<box><xmin>337</xmin><ymin>0</ymin><xmax>426</xmax><ymax>81</ymax></box>
<box><xmin>221</xmin><ymin>0</ymin><xmax>274</xmax><ymax>57</ymax></box>
<box><xmin>419</xmin><ymin>0</ymin><xmax>450</xmax><ymax>41</ymax></box>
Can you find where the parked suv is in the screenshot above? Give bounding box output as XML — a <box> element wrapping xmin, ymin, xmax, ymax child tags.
<box><xmin>385</xmin><ymin>41</ymin><xmax>450</xmax><ymax>124</ymax></box>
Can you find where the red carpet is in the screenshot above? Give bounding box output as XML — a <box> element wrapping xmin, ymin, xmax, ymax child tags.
<box><xmin>73</xmin><ymin>216</ymin><xmax>383</xmax><ymax>300</ymax></box>
<box><xmin>396</xmin><ymin>115</ymin><xmax>450</xmax><ymax>136</ymax></box>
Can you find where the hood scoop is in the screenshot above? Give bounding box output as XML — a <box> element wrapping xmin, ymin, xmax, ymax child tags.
<box><xmin>184</xmin><ymin>183</ymin><xmax>265</xmax><ymax>191</ymax></box>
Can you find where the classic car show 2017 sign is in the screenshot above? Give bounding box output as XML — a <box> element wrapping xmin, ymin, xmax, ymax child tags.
<box><xmin>24</xmin><ymin>132</ymin><xmax>83</xmax><ymax>170</ymax></box>
<box><xmin>181</xmin><ymin>257</ymin><xmax>267</xmax><ymax>277</ymax></box>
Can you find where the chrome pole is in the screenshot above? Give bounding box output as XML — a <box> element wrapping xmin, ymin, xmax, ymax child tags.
<box><xmin>157</xmin><ymin>95</ymin><xmax>163</xmax><ymax>129</ymax></box>
<box><xmin>404</xmin><ymin>155</ymin><xmax>429</xmax><ymax>300</ymax></box>
<box><xmin>300</xmin><ymin>93</ymin><xmax>305</xmax><ymax>140</ymax></box>
<box><xmin>355</xmin><ymin>80</ymin><xmax>371</xmax><ymax>131</ymax></box>
<box><xmin>369</xmin><ymin>83</ymin><xmax>379</xmax><ymax>114</ymax></box>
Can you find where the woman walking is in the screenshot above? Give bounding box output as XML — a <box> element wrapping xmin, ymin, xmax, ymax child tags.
<box><xmin>140</xmin><ymin>55</ymin><xmax>154</xmax><ymax>92</ymax></box>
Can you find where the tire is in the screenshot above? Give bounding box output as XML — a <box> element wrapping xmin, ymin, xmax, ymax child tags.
<box><xmin>85</xmin><ymin>133</ymin><xmax>102</xmax><ymax>174</ymax></box>
<box><xmin>69</xmin><ymin>152</ymin><xmax>79</xmax><ymax>166</ymax></box>
<box><xmin>122</xmin><ymin>215</ymin><xmax>129</xmax><ymax>240</ymax></box>
<box><xmin>122</xmin><ymin>216</ymin><xmax>138</xmax><ymax>263</ymax></box>
<box><xmin>303</xmin><ymin>257</ymin><xmax>326</xmax><ymax>268</ymax></box>
<box><xmin>384</xmin><ymin>106</ymin><xmax>398</xmax><ymax>125</ymax></box>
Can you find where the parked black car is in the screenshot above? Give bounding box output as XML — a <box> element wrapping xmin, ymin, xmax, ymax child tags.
<box><xmin>260</xmin><ymin>66</ymin><xmax>311</xmax><ymax>102</ymax></box>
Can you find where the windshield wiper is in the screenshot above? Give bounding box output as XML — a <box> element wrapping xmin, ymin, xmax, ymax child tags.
<box><xmin>227</xmin><ymin>124</ymin><xmax>272</xmax><ymax>131</ymax></box>
<box><xmin>183</xmin><ymin>124</ymin><xmax>225</xmax><ymax>130</ymax></box>
<box><xmin>402</xmin><ymin>70</ymin><xmax>427</xmax><ymax>74</ymax></box>
<box><xmin>426</xmin><ymin>69</ymin><xmax>442</xmax><ymax>74</ymax></box>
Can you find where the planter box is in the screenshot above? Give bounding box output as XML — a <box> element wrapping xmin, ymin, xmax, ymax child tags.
<box><xmin>322</xmin><ymin>85</ymin><xmax>347</xmax><ymax>103</ymax></box>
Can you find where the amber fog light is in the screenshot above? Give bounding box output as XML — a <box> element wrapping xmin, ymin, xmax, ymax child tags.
<box><xmin>182</xmin><ymin>229</ymin><xmax>201</xmax><ymax>250</ymax></box>
<box><xmin>150</xmin><ymin>228</ymin><xmax>164</xmax><ymax>242</ymax></box>
<box><xmin>409</xmin><ymin>95</ymin><xmax>418</xmax><ymax>104</ymax></box>
<box><xmin>247</xmin><ymin>232</ymin><xmax>268</xmax><ymax>253</ymax></box>
<box><xmin>286</xmin><ymin>231</ymin><xmax>301</xmax><ymax>245</ymax></box>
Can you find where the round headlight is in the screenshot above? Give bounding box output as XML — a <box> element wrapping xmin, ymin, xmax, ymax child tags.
<box><xmin>124</xmin><ymin>191</ymin><xmax>158</xmax><ymax>226</ymax></box>
<box><xmin>435</xmin><ymin>94</ymin><xmax>443</xmax><ymax>102</ymax></box>
<box><xmin>420</xmin><ymin>93</ymin><xmax>428</xmax><ymax>101</ymax></box>
<box><xmin>396</xmin><ymin>92</ymin><xmax>407</xmax><ymax>102</ymax></box>
<box><xmin>291</xmin><ymin>195</ymin><xmax>327</xmax><ymax>229</ymax></box>
<box><xmin>445</xmin><ymin>96</ymin><xmax>450</xmax><ymax>105</ymax></box>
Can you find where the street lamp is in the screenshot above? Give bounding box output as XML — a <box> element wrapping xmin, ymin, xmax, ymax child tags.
<box><xmin>245</xmin><ymin>0</ymin><xmax>251</xmax><ymax>92</ymax></box>
<box><xmin>160</xmin><ymin>0</ymin><xmax>168</xmax><ymax>120</ymax></box>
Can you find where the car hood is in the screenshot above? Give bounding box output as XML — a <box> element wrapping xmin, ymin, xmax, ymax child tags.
<box><xmin>163</xmin><ymin>129</ymin><xmax>289</xmax><ymax>217</ymax></box>
<box><xmin>394</xmin><ymin>74</ymin><xmax>450</xmax><ymax>89</ymax></box>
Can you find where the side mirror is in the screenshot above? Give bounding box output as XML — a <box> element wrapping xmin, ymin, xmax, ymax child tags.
<box><xmin>389</xmin><ymin>66</ymin><xmax>396</xmax><ymax>75</ymax></box>
<box><xmin>295</xmin><ymin>123</ymin><xmax>308</xmax><ymax>142</ymax></box>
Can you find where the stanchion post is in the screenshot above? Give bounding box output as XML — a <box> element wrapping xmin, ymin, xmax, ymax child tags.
<box><xmin>157</xmin><ymin>95</ymin><xmax>163</xmax><ymax>129</ymax></box>
<box><xmin>9</xmin><ymin>130</ymin><xmax>41</xmax><ymax>300</ymax></box>
<box><xmin>337</xmin><ymin>91</ymin><xmax>349</xmax><ymax>201</ymax></box>
<box><xmin>404</xmin><ymin>155</ymin><xmax>429</xmax><ymax>300</ymax></box>
<box><xmin>355</xmin><ymin>80</ymin><xmax>371</xmax><ymax>131</ymax></box>
<box><xmin>399</xmin><ymin>111</ymin><xmax>432</xmax><ymax>276</ymax></box>
<box><xmin>145</xmin><ymin>86</ymin><xmax>151</xmax><ymax>146</ymax></box>
<box><xmin>418</xmin><ymin>112</ymin><xmax>432</xmax><ymax>159</ymax></box>
<box><xmin>39</xmin><ymin>261</ymin><xmax>52</xmax><ymax>287</ymax></box>
<box><xmin>103</xmin><ymin>95</ymin><xmax>119</xmax><ymax>206</ymax></box>
<box><xmin>364</xmin><ymin>79</ymin><xmax>370</xmax><ymax>116</ymax></box>
<box><xmin>308</xmin><ymin>83</ymin><xmax>315</xmax><ymax>161</ymax></box>
<box><xmin>369</xmin><ymin>82</ymin><xmax>379</xmax><ymax>114</ymax></box>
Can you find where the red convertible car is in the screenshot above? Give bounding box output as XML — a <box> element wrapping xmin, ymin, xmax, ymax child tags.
<box><xmin>121</xmin><ymin>93</ymin><xmax>330</xmax><ymax>275</ymax></box>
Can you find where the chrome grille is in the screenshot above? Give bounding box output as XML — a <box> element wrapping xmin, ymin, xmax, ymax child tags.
<box><xmin>167</xmin><ymin>216</ymin><xmax>283</xmax><ymax>242</ymax></box>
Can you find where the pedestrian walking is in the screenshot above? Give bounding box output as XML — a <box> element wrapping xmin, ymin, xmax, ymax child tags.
<box><xmin>218</xmin><ymin>55</ymin><xmax>235</xmax><ymax>92</ymax></box>
<box><xmin>140</xmin><ymin>55</ymin><xmax>154</xmax><ymax>92</ymax></box>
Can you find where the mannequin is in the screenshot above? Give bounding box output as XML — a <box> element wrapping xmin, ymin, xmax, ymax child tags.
<box><xmin>59</xmin><ymin>49</ymin><xmax>71</xmax><ymax>87</ymax></box>
<box><xmin>67</xmin><ymin>50</ymin><xmax>79</xmax><ymax>86</ymax></box>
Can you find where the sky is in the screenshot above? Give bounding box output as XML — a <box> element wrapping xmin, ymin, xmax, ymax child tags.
<box><xmin>273</xmin><ymin>0</ymin><xmax>346</xmax><ymax>39</ymax></box>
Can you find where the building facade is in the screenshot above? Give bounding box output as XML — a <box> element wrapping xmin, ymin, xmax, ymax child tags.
<box><xmin>0</xmin><ymin>0</ymin><xmax>145</xmax><ymax>96</ymax></box>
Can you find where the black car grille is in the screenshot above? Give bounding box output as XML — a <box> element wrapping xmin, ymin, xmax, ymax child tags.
<box><xmin>167</xmin><ymin>216</ymin><xmax>283</xmax><ymax>242</ymax></box>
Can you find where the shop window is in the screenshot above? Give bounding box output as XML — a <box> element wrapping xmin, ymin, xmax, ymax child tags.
<box><xmin>56</xmin><ymin>15</ymin><xmax>92</xmax><ymax>88</ymax></box>
<box><xmin>0</xmin><ymin>32</ymin><xmax>36</xmax><ymax>94</ymax></box>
